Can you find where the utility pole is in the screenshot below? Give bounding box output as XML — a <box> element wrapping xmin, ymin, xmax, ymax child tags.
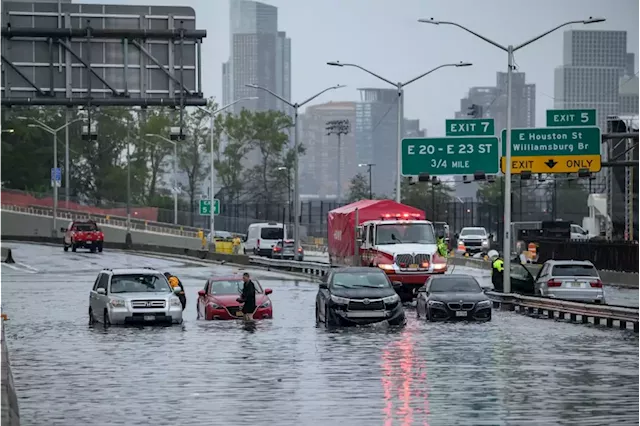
<box><xmin>326</xmin><ymin>119</ymin><xmax>351</xmax><ymax>202</ymax></box>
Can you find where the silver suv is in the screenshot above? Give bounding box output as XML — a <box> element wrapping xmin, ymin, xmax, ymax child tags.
<box><xmin>89</xmin><ymin>268</ymin><xmax>184</xmax><ymax>326</ymax></box>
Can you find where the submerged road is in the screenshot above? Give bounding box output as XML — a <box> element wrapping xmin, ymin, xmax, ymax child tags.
<box><xmin>1</xmin><ymin>242</ymin><xmax>638</xmax><ymax>426</ymax></box>
<box><xmin>304</xmin><ymin>252</ymin><xmax>639</xmax><ymax>308</ymax></box>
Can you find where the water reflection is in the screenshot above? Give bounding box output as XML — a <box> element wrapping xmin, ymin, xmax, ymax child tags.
<box><xmin>1</xmin><ymin>246</ymin><xmax>638</xmax><ymax>426</ymax></box>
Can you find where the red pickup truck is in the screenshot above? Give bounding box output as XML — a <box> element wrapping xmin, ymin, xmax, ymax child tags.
<box><xmin>61</xmin><ymin>220</ymin><xmax>104</xmax><ymax>253</ymax></box>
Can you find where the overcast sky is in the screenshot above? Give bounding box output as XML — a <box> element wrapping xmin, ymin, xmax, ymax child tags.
<box><xmin>84</xmin><ymin>0</ymin><xmax>638</xmax><ymax>136</ymax></box>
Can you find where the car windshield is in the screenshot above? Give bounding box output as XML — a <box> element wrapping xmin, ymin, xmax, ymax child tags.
<box><xmin>460</xmin><ymin>228</ymin><xmax>486</xmax><ymax>237</ymax></box>
<box><xmin>261</xmin><ymin>227</ymin><xmax>284</xmax><ymax>239</ymax></box>
<box><xmin>429</xmin><ymin>277</ymin><xmax>482</xmax><ymax>293</ymax></box>
<box><xmin>74</xmin><ymin>223</ymin><xmax>97</xmax><ymax>231</ymax></box>
<box><xmin>552</xmin><ymin>264</ymin><xmax>598</xmax><ymax>277</ymax></box>
<box><xmin>376</xmin><ymin>224</ymin><xmax>435</xmax><ymax>244</ymax></box>
<box><xmin>209</xmin><ymin>280</ymin><xmax>263</xmax><ymax>294</ymax></box>
<box><xmin>110</xmin><ymin>274</ymin><xmax>170</xmax><ymax>294</ymax></box>
<box><xmin>332</xmin><ymin>272</ymin><xmax>390</xmax><ymax>289</ymax></box>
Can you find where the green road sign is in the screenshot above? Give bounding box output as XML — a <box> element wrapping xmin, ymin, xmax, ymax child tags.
<box><xmin>500</xmin><ymin>127</ymin><xmax>601</xmax><ymax>156</ymax></box>
<box><xmin>546</xmin><ymin>109</ymin><xmax>596</xmax><ymax>127</ymax></box>
<box><xmin>445</xmin><ymin>118</ymin><xmax>495</xmax><ymax>136</ymax></box>
<box><xmin>199</xmin><ymin>199</ymin><xmax>220</xmax><ymax>216</ymax></box>
<box><xmin>401</xmin><ymin>137</ymin><xmax>499</xmax><ymax>176</ymax></box>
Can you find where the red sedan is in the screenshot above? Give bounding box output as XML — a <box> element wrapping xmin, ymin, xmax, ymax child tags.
<box><xmin>196</xmin><ymin>276</ymin><xmax>273</xmax><ymax>320</ymax></box>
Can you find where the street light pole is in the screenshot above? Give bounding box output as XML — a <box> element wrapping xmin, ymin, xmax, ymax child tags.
<box><xmin>196</xmin><ymin>97</ymin><xmax>257</xmax><ymax>245</ymax></box>
<box><xmin>327</xmin><ymin>61</ymin><xmax>472</xmax><ymax>203</ymax></box>
<box><xmin>20</xmin><ymin>117</ymin><xmax>82</xmax><ymax>236</ymax></box>
<box><xmin>245</xmin><ymin>83</ymin><xmax>345</xmax><ymax>253</ymax></box>
<box><xmin>276</xmin><ymin>166</ymin><xmax>292</xmax><ymax>223</ymax></box>
<box><xmin>418</xmin><ymin>16</ymin><xmax>605</xmax><ymax>293</ymax></box>
<box><xmin>145</xmin><ymin>134</ymin><xmax>180</xmax><ymax>224</ymax></box>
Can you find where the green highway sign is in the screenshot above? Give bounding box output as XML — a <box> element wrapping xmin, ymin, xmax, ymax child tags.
<box><xmin>199</xmin><ymin>199</ymin><xmax>220</xmax><ymax>216</ymax></box>
<box><xmin>401</xmin><ymin>137</ymin><xmax>499</xmax><ymax>176</ymax></box>
<box><xmin>546</xmin><ymin>109</ymin><xmax>597</xmax><ymax>127</ymax></box>
<box><xmin>500</xmin><ymin>127</ymin><xmax>601</xmax><ymax>156</ymax></box>
<box><xmin>500</xmin><ymin>126</ymin><xmax>602</xmax><ymax>174</ymax></box>
<box><xmin>445</xmin><ymin>118</ymin><xmax>495</xmax><ymax>136</ymax></box>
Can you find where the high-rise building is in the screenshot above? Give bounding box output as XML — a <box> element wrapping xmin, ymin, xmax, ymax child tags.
<box><xmin>554</xmin><ymin>30</ymin><xmax>630</xmax><ymax>130</ymax></box>
<box><xmin>355</xmin><ymin>88</ymin><xmax>400</xmax><ymax>198</ymax></box>
<box><xmin>222</xmin><ymin>0</ymin><xmax>291</xmax><ymax>115</ymax></box>
<box><xmin>455</xmin><ymin>72</ymin><xmax>536</xmax><ymax>143</ymax></box>
<box><xmin>299</xmin><ymin>102</ymin><xmax>357</xmax><ymax>198</ymax></box>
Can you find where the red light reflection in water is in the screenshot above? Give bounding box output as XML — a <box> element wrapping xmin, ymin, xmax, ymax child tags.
<box><xmin>380</xmin><ymin>334</ymin><xmax>430</xmax><ymax>425</ymax></box>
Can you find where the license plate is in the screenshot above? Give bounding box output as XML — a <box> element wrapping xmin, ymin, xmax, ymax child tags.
<box><xmin>346</xmin><ymin>311</ymin><xmax>387</xmax><ymax>318</ymax></box>
<box><xmin>409</xmin><ymin>264</ymin><xmax>418</xmax><ymax>269</ymax></box>
<box><xmin>455</xmin><ymin>311</ymin><xmax>468</xmax><ymax>317</ymax></box>
<box><xmin>571</xmin><ymin>282</ymin><xmax>581</xmax><ymax>288</ymax></box>
<box><xmin>143</xmin><ymin>315</ymin><xmax>155</xmax><ymax>321</ymax></box>
<box><xmin>85</xmin><ymin>241</ymin><xmax>92</xmax><ymax>244</ymax></box>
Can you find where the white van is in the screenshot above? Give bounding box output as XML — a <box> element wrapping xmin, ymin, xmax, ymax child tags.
<box><xmin>245</xmin><ymin>222</ymin><xmax>286</xmax><ymax>257</ymax></box>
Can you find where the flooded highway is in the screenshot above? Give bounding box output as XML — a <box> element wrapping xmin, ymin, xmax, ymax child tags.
<box><xmin>2</xmin><ymin>242</ymin><xmax>638</xmax><ymax>426</ymax></box>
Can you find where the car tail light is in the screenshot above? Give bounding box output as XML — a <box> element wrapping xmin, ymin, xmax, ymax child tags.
<box><xmin>257</xmin><ymin>239</ymin><xmax>260</xmax><ymax>247</ymax></box>
<box><xmin>273</xmin><ymin>246</ymin><xmax>281</xmax><ymax>252</ymax></box>
<box><xmin>590</xmin><ymin>279</ymin><xmax>603</xmax><ymax>288</ymax></box>
<box><xmin>298</xmin><ymin>247</ymin><xmax>303</xmax><ymax>253</ymax></box>
<box><xmin>547</xmin><ymin>279</ymin><xmax>562</xmax><ymax>287</ymax></box>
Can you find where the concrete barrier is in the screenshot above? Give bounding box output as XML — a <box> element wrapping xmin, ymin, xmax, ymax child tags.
<box><xmin>1</xmin><ymin>321</ymin><xmax>20</xmax><ymax>426</ymax></box>
<box><xmin>1</xmin><ymin>247</ymin><xmax>15</xmax><ymax>264</ymax></box>
<box><xmin>1</xmin><ymin>210</ymin><xmax>202</xmax><ymax>252</ymax></box>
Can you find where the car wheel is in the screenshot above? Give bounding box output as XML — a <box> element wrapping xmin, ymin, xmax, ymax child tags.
<box><xmin>103</xmin><ymin>310</ymin><xmax>111</xmax><ymax>328</ymax></box>
<box><xmin>88</xmin><ymin>308</ymin><xmax>95</xmax><ymax>325</ymax></box>
<box><xmin>388</xmin><ymin>315</ymin><xmax>406</xmax><ymax>327</ymax></box>
<box><xmin>324</xmin><ymin>303</ymin><xmax>338</xmax><ymax>327</ymax></box>
<box><xmin>426</xmin><ymin>308</ymin><xmax>433</xmax><ymax>322</ymax></box>
<box><xmin>315</xmin><ymin>303</ymin><xmax>321</xmax><ymax>326</ymax></box>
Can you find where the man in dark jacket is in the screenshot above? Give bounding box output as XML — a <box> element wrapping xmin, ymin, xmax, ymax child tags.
<box><xmin>239</xmin><ymin>272</ymin><xmax>256</xmax><ymax>321</ymax></box>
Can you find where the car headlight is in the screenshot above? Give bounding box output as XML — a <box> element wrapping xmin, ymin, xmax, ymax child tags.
<box><xmin>109</xmin><ymin>298</ymin><xmax>126</xmax><ymax>308</ymax></box>
<box><xmin>477</xmin><ymin>300</ymin><xmax>492</xmax><ymax>308</ymax></box>
<box><xmin>481</xmin><ymin>239</ymin><xmax>489</xmax><ymax>246</ymax></box>
<box><xmin>330</xmin><ymin>295</ymin><xmax>350</xmax><ymax>305</ymax></box>
<box><xmin>428</xmin><ymin>300</ymin><xmax>445</xmax><ymax>307</ymax></box>
<box><xmin>170</xmin><ymin>297</ymin><xmax>182</xmax><ymax>307</ymax></box>
<box><xmin>260</xmin><ymin>300</ymin><xmax>271</xmax><ymax>308</ymax></box>
<box><xmin>382</xmin><ymin>294</ymin><xmax>400</xmax><ymax>304</ymax></box>
<box><xmin>207</xmin><ymin>302</ymin><xmax>222</xmax><ymax>309</ymax></box>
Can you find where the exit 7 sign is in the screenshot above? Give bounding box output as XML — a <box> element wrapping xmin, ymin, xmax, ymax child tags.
<box><xmin>445</xmin><ymin>118</ymin><xmax>495</xmax><ymax>136</ymax></box>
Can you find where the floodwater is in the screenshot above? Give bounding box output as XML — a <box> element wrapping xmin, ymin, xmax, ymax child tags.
<box><xmin>2</xmin><ymin>242</ymin><xmax>638</xmax><ymax>426</ymax></box>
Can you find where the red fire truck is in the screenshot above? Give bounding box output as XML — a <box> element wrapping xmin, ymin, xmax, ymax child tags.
<box><xmin>328</xmin><ymin>199</ymin><xmax>447</xmax><ymax>301</ymax></box>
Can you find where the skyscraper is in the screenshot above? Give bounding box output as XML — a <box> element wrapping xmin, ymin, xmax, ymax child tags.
<box><xmin>455</xmin><ymin>72</ymin><xmax>536</xmax><ymax>140</ymax></box>
<box><xmin>222</xmin><ymin>0</ymin><xmax>291</xmax><ymax>115</ymax></box>
<box><xmin>554</xmin><ymin>30</ymin><xmax>630</xmax><ymax>130</ymax></box>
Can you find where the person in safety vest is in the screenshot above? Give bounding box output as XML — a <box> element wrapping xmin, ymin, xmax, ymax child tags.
<box><xmin>489</xmin><ymin>251</ymin><xmax>504</xmax><ymax>292</ymax></box>
<box><xmin>436</xmin><ymin>234</ymin><xmax>448</xmax><ymax>258</ymax></box>
<box><xmin>164</xmin><ymin>272</ymin><xmax>186</xmax><ymax>310</ymax></box>
<box><xmin>232</xmin><ymin>235</ymin><xmax>242</xmax><ymax>254</ymax></box>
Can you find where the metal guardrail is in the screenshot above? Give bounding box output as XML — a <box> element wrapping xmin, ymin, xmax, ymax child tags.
<box><xmin>248</xmin><ymin>256</ymin><xmax>332</xmax><ymax>277</ymax></box>
<box><xmin>486</xmin><ymin>291</ymin><xmax>639</xmax><ymax>332</ymax></box>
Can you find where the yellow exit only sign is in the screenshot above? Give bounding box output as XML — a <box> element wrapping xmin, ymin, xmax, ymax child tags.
<box><xmin>500</xmin><ymin>154</ymin><xmax>602</xmax><ymax>174</ymax></box>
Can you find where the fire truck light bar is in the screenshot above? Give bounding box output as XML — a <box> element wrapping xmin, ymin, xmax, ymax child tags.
<box><xmin>381</xmin><ymin>213</ymin><xmax>422</xmax><ymax>219</ymax></box>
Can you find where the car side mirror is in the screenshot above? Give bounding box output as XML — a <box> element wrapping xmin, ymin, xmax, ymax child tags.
<box><xmin>392</xmin><ymin>281</ymin><xmax>402</xmax><ymax>288</ymax></box>
<box><xmin>417</xmin><ymin>286</ymin><xmax>427</xmax><ymax>293</ymax></box>
<box><xmin>173</xmin><ymin>287</ymin><xmax>183</xmax><ymax>293</ymax></box>
<box><xmin>265</xmin><ymin>288</ymin><xmax>273</xmax><ymax>295</ymax></box>
<box><xmin>319</xmin><ymin>282</ymin><xmax>328</xmax><ymax>289</ymax></box>
<box><xmin>96</xmin><ymin>288</ymin><xmax>106</xmax><ymax>295</ymax></box>
<box><xmin>60</xmin><ymin>227</ymin><xmax>67</xmax><ymax>232</ymax></box>
<box><xmin>197</xmin><ymin>290</ymin><xmax>206</xmax><ymax>297</ymax></box>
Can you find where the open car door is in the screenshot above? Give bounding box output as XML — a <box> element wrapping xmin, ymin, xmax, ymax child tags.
<box><xmin>509</xmin><ymin>259</ymin><xmax>535</xmax><ymax>295</ymax></box>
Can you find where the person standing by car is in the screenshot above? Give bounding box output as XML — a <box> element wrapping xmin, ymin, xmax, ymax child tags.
<box><xmin>238</xmin><ymin>272</ymin><xmax>256</xmax><ymax>321</ymax></box>
<box><xmin>490</xmin><ymin>252</ymin><xmax>504</xmax><ymax>292</ymax></box>
<box><xmin>436</xmin><ymin>234</ymin><xmax>448</xmax><ymax>258</ymax></box>
<box><xmin>164</xmin><ymin>272</ymin><xmax>186</xmax><ymax>310</ymax></box>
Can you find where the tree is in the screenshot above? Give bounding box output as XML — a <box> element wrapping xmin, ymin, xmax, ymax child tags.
<box><xmin>244</xmin><ymin>110</ymin><xmax>294</xmax><ymax>204</ymax></box>
<box><xmin>180</xmin><ymin>105</ymin><xmax>210</xmax><ymax>225</ymax></box>
<box><xmin>401</xmin><ymin>179</ymin><xmax>454</xmax><ymax>220</ymax></box>
<box><xmin>347</xmin><ymin>173</ymin><xmax>370</xmax><ymax>202</ymax></box>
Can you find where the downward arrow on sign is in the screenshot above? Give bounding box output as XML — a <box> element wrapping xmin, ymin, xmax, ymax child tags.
<box><xmin>545</xmin><ymin>159</ymin><xmax>558</xmax><ymax>169</ymax></box>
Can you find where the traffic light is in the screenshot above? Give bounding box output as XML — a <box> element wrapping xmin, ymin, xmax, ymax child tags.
<box><xmin>467</xmin><ymin>104</ymin><xmax>483</xmax><ymax>118</ymax></box>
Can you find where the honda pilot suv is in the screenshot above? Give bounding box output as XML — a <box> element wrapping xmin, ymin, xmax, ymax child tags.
<box><xmin>88</xmin><ymin>268</ymin><xmax>184</xmax><ymax>326</ymax></box>
<box><xmin>61</xmin><ymin>220</ymin><xmax>104</xmax><ymax>253</ymax></box>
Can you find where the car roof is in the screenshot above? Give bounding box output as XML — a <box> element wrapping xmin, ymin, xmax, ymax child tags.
<box><xmin>461</xmin><ymin>227</ymin><xmax>485</xmax><ymax>231</ymax></box>
<box><xmin>103</xmin><ymin>268</ymin><xmax>164</xmax><ymax>275</ymax></box>
<box><xmin>73</xmin><ymin>219</ymin><xmax>96</xmax><ymax>223</ymax></box>
<box><xmin>430</xmin><ymin>274</ymin><xmax>478</xmax><ymax>280</ymax></box>
<box><xmin>545</xmin><ymin>260</ymin><xmax>595</xmax><ymax>266</ymax></box>
<box><xmin>209</xmin><ymin>275</ymin><xmax>245</xmax><ymax>281</ymax></box>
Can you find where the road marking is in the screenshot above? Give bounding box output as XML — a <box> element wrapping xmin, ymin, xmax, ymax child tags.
<box><xmin>1</xmin><ymin>263</ymin><xmax>37</xmax><ymax>274</ymax></box>
<box><xmin>16</xmin><ymin>262</ymin><xmax>39</xmax><ymax>272</ymax></box>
